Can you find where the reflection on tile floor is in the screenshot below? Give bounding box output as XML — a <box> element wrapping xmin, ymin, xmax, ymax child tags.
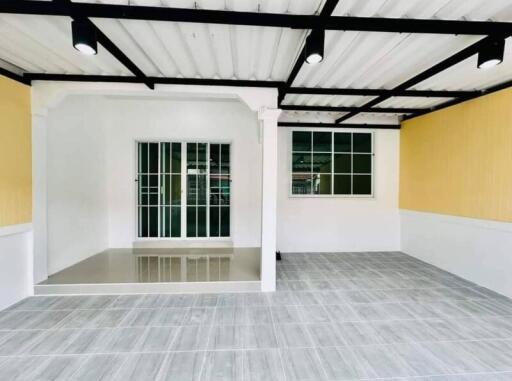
<box><xmin>3</xmin><ymin>251</ymin><xmax>512</xmax><ymax>380</ymax></box>
<box><xmin>40</xmin><ymin>248</ymin><xmax>260</xmax><ymax>284</ymax></box>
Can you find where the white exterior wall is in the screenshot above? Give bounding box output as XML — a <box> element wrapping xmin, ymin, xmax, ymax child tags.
<box><xmin>401</xmin><ymin>210</ymin><xmax>512</xmax><ymax>299</ymax></box>
<box><xmin>277</xmin><ymin>128</ymin><xmax>401</xmax><ymax>253</ymax></box>
<box><xmin>0</xmin><ymin>225</ymin><xmax>33</xmax><ymax>310</ymax></box>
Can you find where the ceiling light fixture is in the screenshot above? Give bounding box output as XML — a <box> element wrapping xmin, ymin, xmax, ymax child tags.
<box><xmin>305</xmin><ymin>29</ymin><xmax>325</xmax><ymax>65</ymax></box>
<box><xmin>477</xmin><ymin>39</ymin><xmax>505</xmax><ymax>69</ymax></box>
<box><xmin>72</xmin><ymin>19</ymin><xmax>98</xmax><ymax>55</ymax></box>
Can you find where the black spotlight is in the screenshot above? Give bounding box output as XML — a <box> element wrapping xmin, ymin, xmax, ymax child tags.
<box><xmin>305</xmin><ymin>29</ymin><xmax>325</xmax><ymax>65</ymax></box>
<box><xmin>478</xmin><ymin>39</ymin><xmax>505</xmax><ymax>69</ymax></box>
<box><xmin>72</xmin><ymin>19</ymin><xmax>98</xmax><ymax>55</ymax></box>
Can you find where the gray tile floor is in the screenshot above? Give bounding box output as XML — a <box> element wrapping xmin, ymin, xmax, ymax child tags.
<box><xmin>2</xmin><ymin>252</ymin><xmax>512</xmax><ymax>380</ymax></box>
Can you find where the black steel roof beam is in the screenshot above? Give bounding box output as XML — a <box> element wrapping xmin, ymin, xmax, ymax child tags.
<box><xmin>279</xmin><ymin>0</ymin><xmax>340</xmax><ymax>104</ymax></box>
<box><xmin>0</xmin><ymin>66</ymin><xmax>31</xmax><ymax>85</ymax></box>
<box><xmin>2</xmin><ymin>1</ymin><xmax>512</xmax><ymax>35</ymax></box>
<box><xmin>286</xmin><ymin>88</ymin><xmax>476</xmax><ymax>97</ymax></box>
<box><xmin>278</xmin><ymin>122</ymin><xmax>400</xmax><ymax>129</ymax></box>
<box><xmin>336</xmin><ymin>35</ymin><xmax>510</xmax><ymax>123</ymax></box>
<box><xmin>280</xmin><ymin>105</ymin><xmax>424</xmax><ymax>114</ymax></box>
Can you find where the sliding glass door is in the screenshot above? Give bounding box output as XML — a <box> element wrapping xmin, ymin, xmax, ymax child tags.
<box><xmin>137</xmin><ymin>141</ymin><xmax>230</xmax><ymax>239</ymax></box>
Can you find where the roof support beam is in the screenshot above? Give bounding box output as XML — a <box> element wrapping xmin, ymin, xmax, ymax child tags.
<box><xmin>2</xmin><ymin>1</ymin><xmax>512</xmax><ymax>36</ymax></box>
<box><xmin>279</xmin><ymin>0</ymin><xmax>340</xmax><ymax>104</ymax></box>
<box><xmin>0</xmin><ymin>66</ymin><xmax>30</xmax><ymax>85</ymax></box>
<box><xmin>336</xmin><ymin>35</ymin><xmax>510</xmax><ymax>123</ymax></box>
<box><xmin>278</xmin><ymin>122</ymin><xmax>400</xmax><ymax>129</ymax></box>
<box><xmin>280</xmin><ymin>105</ymin><xmax>424</xmax><ymax>114</ymax></box>
<box><xmin>286</xmin><ymin>87</ymin><xmax>476</xmax><ymax>97</ymax></box>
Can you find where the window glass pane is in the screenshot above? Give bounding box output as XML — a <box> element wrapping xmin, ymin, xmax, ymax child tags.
<box><xmin>353</xmin><ymin>154</ymin><xmax>372</xmax><ymax>173</ymax></box>
<box><xmin>187</xmin><ymin>206</ymin><xmax>196</xmax><ymax>237</ymax></box>
<box><xmin>149</xmin><ymin>143</ymin><xmax>159</xmax><ymax>173</ymax></box>
<box><xmin>210</xmin><ymin>207</ymin><xmax>219</xmax><ymax>237</ymax></box>
<box><xmin>187</xmin><ymin>143</ymin><xmax>196</xmax><ymax>171</ymax></box>
<box><xmin>139</xmin><ymin>207</ymin><xmax>148</xmax><ymax>237</ymax></box>
<box><xmin>353</xmin><ymin>175</ymin><xmax>372</xmax><ymax>195</ymax></box>
<box><xmin>313</xmin><ymin>132</ymin><xmax>332</xmax><ymax>152</ymax></box>
<box><xmin>292</xmin><ymin>131</ymin><xmax>311</xmax><ymax>152</ymax></box>
<box><xmin>292</xmin><ymin>153</ymin><xmax>311</xmax><ymax>173</ymax></box>
<box><xmin>197</xmin><ymin>143</ymin><xmax>207</xmax><ymax>173</ymax></box>
<box><xmin>171</xmin><ymin>143</ymin><xmax>181</xmax><ymax>173</ymax></box>
<box><xmin>312</xmin><ymin>153</ymin><xmax>331</xmax><ymax>173</ymax></box>
<box><xmin>220</xmin><ymin>207</ymin><xmax>230</xmax><ymax>237</ymax></box>
<box><xmin>313</xmin><ymin>174</ymin><xmax>332</xmax><ymax>195</ymax></box>
<box><xmin>160</xmin><ymin>206</ymin><xmax>170</xmax><ymax>237</ymax></box>
<box><xmin>334</xmin><ymin>133</ymin><xmax>351</xmax><ymax>152</ymax></box>
<box><xmin>187</xmin><ymin>175</ymin><xmax>197</xmax><ymax>205</ymax></box>
<box><xmin>292</xmin><ymin>174</ymin><xmax>312</xmax><ymax>195</ymax></box>
<box><xmin>220</xmin><ymin>186</ymin><xmax>230</xmax><ymax>205</ymax></box>
<box><xmin>197</xmin><ymin>207</ymin><xmax>207</xmax><ymax>237</ymax></box>
<box><xmin>139</xmin><ymin>143</ymin><xmax>148</xmax><ymax>173</ymax></box>
<box><xmin>171</xmin><ymin>207</ymin><xmax>181</xmax><ymax>237</ymax></box>
<box><xmin>333</xmin><ymin>175</ymin><xmax>351</xmax><ymax>195</ymax></box>
<box><xmin>221</xmin><ymin>145</ymin><xmax>230</xmax><ymax>174</ymax></box>
<box><xmin>171</xmin><ymin>175</ymin><xmax>181</xmax><ymax>205</ymax></box>
<box><xmin>160</xmin><ymin>143</ymin><xmax>170</xmax><ymax>173</ymax></box>
<box><xmin>334</xmin><ymin>154</ymin><xmax>351</xmax><ymax>173</ymax></box>
<box><xmin>161</xmin><ymin>174</ymin><xmax>170</xmax><ymax>205</ymax></box>
<box><xmin>210</xmin><ymin>144</ymin><xmax>220</xmax><ymax>174</ymax></box>
<box><xmin>149</xmin><ymin>175</ymin><xmax>158</xmax><ymax>205</ymax></box>
<box><xmin>197</xmin><ymin>175</ymin><xmax>207</xmax><ymax>205</ymax></box>
<box><xmin>353</xmin><ymin>133</ymin><xmax>372</xmax><ymax>153</ymax></box>
<box><xmin>149</xmin><ymin>207</ymin><xmax>158</xmax><ymax>237</ymax></box>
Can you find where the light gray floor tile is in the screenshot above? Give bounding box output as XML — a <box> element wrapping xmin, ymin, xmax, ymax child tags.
<box><xmin>113</xmin><ymin>353</ymin><xmax>166</xmax><ymax>380</ymax></box>
<box><xmin>160</xmin><ymin>294</ymin><xmax>197</xmax><ymax>308</ymax></box>
<box><xmin>110</xmin><ymin>295</ymin><xmax>143</xmax><ymax>309</ymax></box>
<box><xmin>245</xmin><ymin>307</ymin><xmax>272</xmax><ymax>325</ymax></box>
<box><xmin>392</xmin><ymin>342</ymin><xmax>450</xmax><ymax>376</ymax></box>
<box><xmin>31</xmin><ymin>355</ymin><xmax>86</xmax><ymax>381</ymax></box>
<box><xmin>0</xmin><ymin>329</ymin><xmax>45</xmax><ymax>355</ymax></box>
<box><xmin>62</xmin><ymin>329</ymin><xmax>111</xmax><ymax>354</ymax></box>
<box><xmin>306</xmin><ymin>323</ymin><xmax>345</xmax><ymax>347</ymax></box>
<box><xmin>137</xmin><ymin>294</ymin><xmax>164</xmax><ymax>309</ymax></box>
<box><xmin>292</xmin><ymin>291</ymin><xmax>322</xmax><ymax>306</ymax></box>
<box><xmin>316</xmin><ymin>346</ymin><xmax>366</xmax><ymax>380</ymax></box>
<box><xmin>242</xmin><ymin>325</ymin><xmax>278</xmax><ymax>349</ymax></box>
<box><xmin>183</xmin><ymin>308</ymin><xmax>215</xmax><ymax>325</ymax></box>
<box><xmin>243</xmin><ymin>349</ymin><xmax>285</xmax><ymax>381</ymax></box>
<box><xmin>102</xmin><ymin>327</ymin><xmax>146</xmax><ymax>353</ymax></box>
<box><xmin>354</xmin><ymin>344</ymin><xmax>415</xmax><ymax>378</ymax></box>
<box><xmin>0</xmin><ymin>354</ymin><xmax>48</xmax><ymax>380</ymax></box>
<box><xmin>336</xmin><ymin>321</ymin><xmax>383</xmax><ymax>345</ymax></box>
<box><xmin>26</xmin><ymin>328</ymin><xmax>80</xmax><ymax>355</ymax></box>
<box><xmin>69</xmin><ymin>354</ymin><xmax>126</xmax><ymax>380</ymax></box>
<box><xmin>280</xmin><ymin>348</ymin><xmax>327</xmax><ymax>381</ymax></box>
<box><xmin>58</xmin><ymin>309</ymin><xmax>102</xmax><ymax>329</ymax></box>
<box><xmin>88</xmin><ymin>309</ymin><xmax>130</xmax><ymax>328</ymax></box>
<box><xmin>323</xmin><ymin>304</ymin><xmax>358</xmax><ymax>322</ymax></box>
<box><xmin>200</xmin><ymin>351</ymin><xmax>243</xmax><ymax>381</ymax></box>
<box><xmin>298</xmin><ymin>305</ymin><xmax>331</xmax><ymax>323</ymax></box>
<box><xmin>271</xmin><ymin>306</ymin><xmax>301</xmax><ymax>324</ymax></box>
<box><xmin>139</xmin><ymin>326</ymin><xmax>178</xmax><ymax>352</ymax></box>
<box><xmin>153</xmin><ymin>308</ymin><xmax>187</xmax><ymax>326</ymax></box>
<box><xmin>275</xmin><ymin>324</ymin><xmax>313</xmax><ymax>348</ymax></box>
<box><xmin>81</xmin><ymin>295</ymin><xmax>117</xmax><ymax>310</ymax></box>
<box><xmin>214</xmin><ymin>307</ymin><xmax>246</xmax><ymax>325</ymax></box>
<box><xmin>207</xmin><ymin>325</ymin><xmax>244</xmax><ymax>350</ymax></box>
<box><xmin>194</xmin><ymin>294</ymin><xmax>219</xmax><ymax>307</ymax></box>
<box><xmin>159</xmin><ymin>351</ymin><xmax>205</xmax><ymax>381</ymax></box>
<box><xmin>171</xmin><ymin>325</ymin><xmax>211</xmax><ymax>351</ymax></box>
<box><xmin>421</xmin><ymin>341</ymin><xmax>491</xmax><ymax>374</ymax></box>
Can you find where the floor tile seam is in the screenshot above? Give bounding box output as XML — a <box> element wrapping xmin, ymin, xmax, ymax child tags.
<box><xmin>268</xmin><ymin>299</ymin><xmax>289</xmax><ymax>381</ymax></box>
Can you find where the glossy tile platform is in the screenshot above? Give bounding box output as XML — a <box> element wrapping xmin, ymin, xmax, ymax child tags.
<box><xmin>3</xmin><ymin>252</ymin><xmax>512</xmax><ymax>380</ymax></box>
<box><xmin>36</xmin><ymin>248</ymin><xmax>261</xmax><ymax>295</ymax></box>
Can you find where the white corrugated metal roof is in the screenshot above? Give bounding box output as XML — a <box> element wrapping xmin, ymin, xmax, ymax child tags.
<box><xmin>0</xmin><ymin>0</ymin><xmax>512</xmax><ymax>122</ymax></box>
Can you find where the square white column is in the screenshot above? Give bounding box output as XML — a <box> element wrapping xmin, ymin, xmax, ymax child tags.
<box><xmin>258</xmin><ymin>108</ymin><xmax>281</xmax><ymax>292</ymax></box>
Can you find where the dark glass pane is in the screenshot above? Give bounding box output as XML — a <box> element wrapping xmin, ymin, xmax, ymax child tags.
<box><xmin>149</xmin><ymin>143</ymin><xmax>159</xmax><ymax>174</ymax></box>
<box><xmin>313</xmin><ymin>174</ymin><xmax>332</xmax><ymax>195</ymax></box>
<box><xmin>220</xmin><ymin>177</ymin><xmax>230</xmax><ymax>188</ymax></box>
<box><xmin>292</xmin><ymin>131</ymin><xmax>311</xmax><ymax>152</ymax></box>
<box><xmin>139</xmin><ymin>143</ymin><xmax>148</xmax><ymax>173</ymax></box>
<box><xmin>187</xmin><ymin>175</ymin><xmax>197</xmax><ymax>205</ymax></box>
<box><xmin>353</xmin><ymin>154</ymin><xmax>372</xmax><ymax>173</ymax></box>
<box><xmin>160</xmin><ymin>206</ymin><xmax>170</xmax><ymax>237</ymax></box>
<box><xmin>171</xmin><ymin>143</ymin><xmax>181</xmax><ymax>173</ymax></box>
<box><xmin>221</xmin><ymin>145</ymin><xmax>230</xmax><ymax>174</ymax></box>
<box><xmin>210</xmin><ymin>207</ymin><xmax>219</xmax><ymax>237</ymax></box>
<box><xmin>139</xmin><ymin>175</ymin><xmax>148</xmax><ymax>205</ymax></box>
<box><xmin>161</xmin><ymin>175</ymin><xmax>170</xmax><ymax>205</ymax></box>
<box><xmin>210</xmin><ymin>174</ymin><xmax>220</xmax><ymax>188</ymax></box>
<box><xmin>187</xmin><ymin>206</ymin><xmax>196</xmax><ymax>237</ymax></box>
<box><xmin>313</xmin><ymin>132</ymin><xmax>332</xmax><ymax>152</ymax></box>
<box><xmin>334</xmin><ymin>154</ymin><xmax>351</xmax><ymax>173</ymax></box>
<box><xmin>353</xmin><ymin>175</ymin><xmax>372</xmax><ymax>195</ymax></box>
<box><xmin>210</xmin><ymin>144</ymin><xmax>220</xmax><ymax>174</ymax></box>
<box><xmin>353</xmin><ymin>133</ymin><xmax>372</xmax><ymax>153</ymax></box>
<box><xmin>171</xmin><ymin>175</ymin><xmax>181</xmax><ymax>205</ymax></box>
<box><xmin>197</xmin><ymin>175</ymin><xmax>207</xmax><ymax>205</ymax></box>
<box><xmin>292</xmin><ymin>174</ymin><xmax>312</xmax><ymax>195</ymax></box>
<box><xmin>149</xmin><ymin>175</ymin><xmax>158</xmax><ymax>205</ymax></box>
<box><xmin>197</xmin><ymin>143</ymin><xmax>208</xmax><ymax>173</ymax></box>
<box><xmin>334</xmin><ymin>133</ymin><xmax>351</xmax><ymax>152</ymax></box>
<box><xmin>220</xmin><ymin>187</ymin><xmax>230</xmax><ymax>205</ymax></box>
<box><xmin>312</xmin><ymin>153</ymin><xmax>332</xmax><ymax>173</ymax></box>
<box><xmin>160</xmin><ymin>142</ymin><xmax>170</xmax><ymax>173</ymax></box>
<box><xmin>171</xmin><ymin>207</ymin><xmax>181</xmax><ymax>237</ymax></box>
<box><xmin>220</xmin><ymin>207</ymin><xmax>230</xmax><ymax>237</ymax></box>
<box><xmin>333</xmin><ymin>175</ymin><xmax>351</xmax><ymax>195</ymax></box>
<box><xmin>140</xmin><ymin>207</ymin><xmax>148</xmax><ymax>237</ymax></box>
<box><xmin>187</xmin><ymin>143</ymin><xmax>196</xmax><ymax>170</ymax></box>
<box><xmin>149</xmin><ymin>207</ymin><xmax>158</xmax><ymax>237</ymax></box>
<box><xmin>292</xmin><ymin>153</ymin><xmax>311</xmax><ymax>173</ymax></box>
<box><xmin>197</xmin><ymin>207</ymin><xmax>207</xmax><ymax>237</ymax></box>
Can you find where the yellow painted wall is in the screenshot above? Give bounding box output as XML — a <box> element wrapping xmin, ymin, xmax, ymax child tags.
<box><xmin>0</xmin><ymin>75</ymin><xmax>32</xmax><ymax>227</ymax></box>
<box><xmin>400</xmin><ymin>88</ymin><xmax>512</xmax><ymax>222</ymax></box>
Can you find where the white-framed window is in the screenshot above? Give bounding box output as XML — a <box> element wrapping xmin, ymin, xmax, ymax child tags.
<box><xmin>137</xmin><ymin>141</ymin><xmax>231</xmax><ymax>239</ymax></box>
<box><xmin>290</xmin><ymin>130</ymin><xmax>374</xmax><ymax>197</ymax></box>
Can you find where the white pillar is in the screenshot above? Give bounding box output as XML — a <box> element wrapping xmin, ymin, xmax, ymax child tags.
<box><xmin>258</xmin><ymin>108</ymin><xmax>281</xmax><ymax>292</ymax></box>
<box><xmin>32</xmin><ymin>112</ymin><xmax>48</xmax><ymax>284</ymax></box>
